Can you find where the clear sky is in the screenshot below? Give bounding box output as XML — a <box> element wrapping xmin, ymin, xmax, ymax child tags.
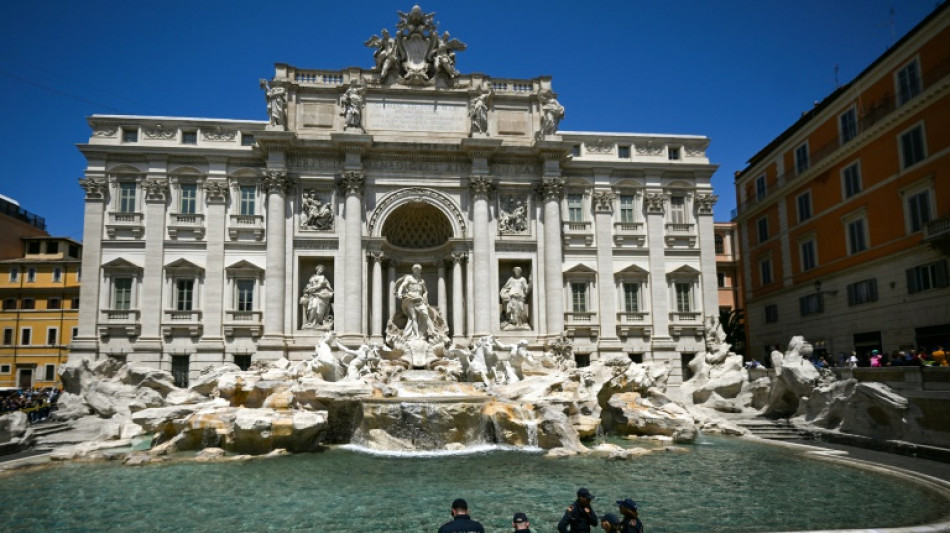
<box><xmin>0</xmin><ymin>0</ymin><xmax>941</xmax><ymax>239</ymax></box>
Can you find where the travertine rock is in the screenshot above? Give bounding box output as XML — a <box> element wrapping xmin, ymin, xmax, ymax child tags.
<box><xmin>0</xmin><ymin>412</ymin><xmax>35</xmax><ymax>454</ymax></box>
<box><xmin>602</xmin><ymin>392</ymin><xmax>697</xmax><ymax>443</ymax></box>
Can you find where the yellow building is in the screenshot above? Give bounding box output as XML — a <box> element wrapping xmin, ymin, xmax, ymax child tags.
<box><xmin>0</xmin><ymin>237</ymin><xmax>82</xmax><ymax>388</ymax></box>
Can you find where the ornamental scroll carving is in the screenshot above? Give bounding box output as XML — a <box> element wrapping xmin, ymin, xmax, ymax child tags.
<box><xmin>203</xmin><ymin>180</ymin><xmax>229</xmax><ymax>203</ymax></box>
<box><xmin>79</xmin><ymin>177</ymin><xmax>108</xmax><ymax>200</ymax></box>
<box><xmin>263</xmin><ymin>170</ymin><xmax>293</xmax><ymax>195</ymax></box>
<box><xmin>498</xmin><ymin>195</ymin><xmax>528</xmax><ymax>234</ymax></box>
<box><xmin>636</xmin><ymin>142</ymin><xmax>664</xmax><ymax>156</ymax></box>
<box><xmin>593</xmin><ymin>191</ymin><xmax>616</xmax><ymax>213</ymax></box>
<box><xmin>339</xmin><ymin>171</ymin><xmax>366</xmax><ymax>196</ymax></box>
<box><xmin>644</xmin><ymin>192</ymin><xmax>669</xmax><ymax>213</ymax></box>
<box><xmin>143</xmin><ymin>124</ymin><xmax>176</xmax><ymax>140</ymax></box>
<box><xmin>695</xmin><ymin>193</ymin><xmax>718</xmax><ymax>214</ymax></box>
<box><xmin>91</xmin><ymin>125</ymin><xmax>117</xmax><ymax>138</ymax></box>
<box><xmin>142</xmin><ymin>179</ymin><xmax>169</xmax><ymax>202</ymax></box>
<box><xmin>585</xmin><ymin>139</ymin><xmax>613</xmax><ymax>154</ymax></box>
<box><xmin>536</xmin><ymin>177</ymin><xmax>565</xmax><ymax>201</ymax></box>
<box><xmin>203</xmin><ymin>129</ymin><xmax>237</xmax><ymax>142</ymax></box>
<box><xmin>469</xmin><ymin>175</ymin><xmax>494</xmax><ymax>197</ymax></box>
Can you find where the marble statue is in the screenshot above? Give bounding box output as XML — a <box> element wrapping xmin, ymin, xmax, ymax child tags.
<box><xmin>300</xmin><ymin>265</ymin><xmax>334</xmax><ymax>329</ymax></box>
<box><xmin>395</xmin><ymin>264</ymin><xmax>430</xmax><ymax>339</ymax></box>
<box><xmin>364</xmin><ymin>29</ymin><xmax>398</xmax><ymax>80</ymax></box>
<box><xmin>365</xmin><ymin>6</ymin><xmax>466</xmax><ymax>86</ymax></box>
<box><xmin>293</xmin><ymin>331</ymin><xmax>344</xmax><ymax>381</ymax></box>
<box><xmin>498</xmin><ymin>196</ymin><xmax>528</xmax><ymax>234</ymax></box>
<box><xmin>340</xmin><ymin>81</ymin><xmax>365</xmax><ymax>131</ymax></box>
<box><xmin>469</xmin><ymin>88</ymin><xmax>491</xmax><ymax>135</ymax></box>
<box><xmin>387</xmin><ymin>263</ymin><xmax>450</xmax><ymax>368</ymax></box>
<box><xmin>259</xmin><ymin>79</ymin><xmax>287</xmax><ymax>128</ymax></box>
<box><xmin>491</xmin><ymin>338</ymin><xmax>532</xmax><ymax>383</ymax></box>
<box><xmin>300</xmin><ymin>191</ymin><xmax>333</xmax><ymax>230</ymax></box>
<box><xmin>431</xmin><ymin>31</ymin><xmax>465</xmax><ymax>79</ymax></box>
<box><xmin>500</xmin><ymin>267</ymin><xmax>531</xmax><ymax>330</ymax></box>
<box><xmin>537</xmin><ymin>90</ymin><xmax>564</xmax><ymax>139</ymax></box>
<box><xmin>335</xmin><ymin>340</ymin><xmax>382</xmax><ymax>382</ymax></box>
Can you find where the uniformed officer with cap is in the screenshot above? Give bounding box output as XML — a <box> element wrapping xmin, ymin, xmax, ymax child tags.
<box><xmin>438</xmin><ymin>498</ymin><xmax>485</xmax><ymax>533</ymax></box>
<box><xmin>557</xmin><ymin>487</ymin><xmax>598</xmax><ymax>533</ymax></box>
<box><xmin>615</xmin><ymin>498</ymin><xmax>644</xmax><ymax>533</ymax></box>
<box><xmin>512</xmin><ymin>511</ymin><xmax>531</xmax><ymax>531</ymax></box>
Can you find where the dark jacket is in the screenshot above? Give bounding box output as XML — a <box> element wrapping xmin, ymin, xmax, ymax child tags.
<box><xmin>620</xmin><ymin>517</ymin><xmax>643</xmax><ymax>533</ymax></box>
<box><xmin>438</xmin><ymin>514</ymin><xmax>485</xmax><ymax>533</ymax></box>
<box><xmin>557</xmin><ymin>501</ymin><xmax>598</xmax><ymax>533</ymax></box>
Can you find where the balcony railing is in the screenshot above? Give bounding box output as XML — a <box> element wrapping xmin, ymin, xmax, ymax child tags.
<box><xmin>98</xmin><ymin>309</ymin><xmax>141</xmax><ymax>336</ymax></box>
<box><xmin>613</xmin><ymin>221</ymin><xmax>646</xmax><ymax>245</ymax></box>
<box><xmin>106</xmin><ymin>211</ymin><xmax>145</xmax><ymax>238</ymax></box>
<box><xmin>562</xmin><ymin>220</ymin><xmax>593</xmax><ymax>246</ymax></box>
<box><xmin>162</xmin><ymin>309</ymin><xmax>203</xmax><ymax>337</ymax></box>
<box><xmin>923</xmin><ymin>216</ymin><xmax>950</xmax><ymax>256</ymax></box>
<box><xmin>224</xmin><ymin>310</ymin><xmax>263</xmax><ymax>337</ymax></box>
<box><xmin>228</xmin><ymin>214</ymin><xmax>265</xmax><ymax>240</ymax></box>
<box><xmin>564</xmin><ymin>311</ymin><xmax>597</xmax><ymax>325</ymax></box>
<box><xmin>168</xmin><ymin>212</ymin><xmax>206</xmax><ymax>239</ymax></box>
<box><xmin>616</xmin><ymin>311</ymin><xmax>649</xmax><ymax>324</ymax></box>
<box><xmin>669</xmin><ymin>311</ymin><xmax>701</xmax><ymax>323</ymax></box>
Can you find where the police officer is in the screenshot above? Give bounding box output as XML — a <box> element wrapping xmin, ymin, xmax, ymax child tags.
<box><xmin>599</xmin><ymin>513</ymin><xmax>622</xmax><ymax>532</ymax></box>
<box><xmin>512</xmin><ymin>512</ymin><xmax>531</xmax><ymax>531</ymax></box>
<box><xmin>438</xmin><ymin>498</ymin><xmax>485</xmax><ymax>533</ymax></box>
<box><xmin>557</xmin><ymin>487</ymin><xmax>598</xmax><ymax>533</ymax></box>
<box><xmin>615</xmin><ymin>498</ymin><xmax>644</xmax><ymax>533</ymax></box>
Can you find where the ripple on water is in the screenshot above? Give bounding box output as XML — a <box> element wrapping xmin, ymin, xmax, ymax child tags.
<box><xmin>0</xmin><ymin>436</ymin><xmax>945</xmax><ymax>532</ymax></box>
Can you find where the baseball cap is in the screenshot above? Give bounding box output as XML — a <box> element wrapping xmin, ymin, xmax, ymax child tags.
<box><xmin>512</xmin><ymin>512</ymin><xmax>528</xmax><ymax>524</ymax></box>
<box><xmin>577</xmin><ymin>487</ymin><xmax>595</xmax><ymax>500</ymax></box>
<box><xmin>601</xmin><ymin>513</ymin><xmax>621</xmax><ymax>526</ymax></box>
<box><xmin>451</xmin><ymin>498</ymin><xmax>468</xmax><ymax>510</ymax></box>
<box><xmin>617</xmin><ymin>498</ymin><xmax>638</xmax><ymax>511</ymax></box>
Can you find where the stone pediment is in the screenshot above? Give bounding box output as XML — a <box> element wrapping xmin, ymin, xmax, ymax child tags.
<box><xmin>164</xmin><ymin>258</ymin><xmax>205</xmax><ymax>272</ymax></box>
<box><xmin>225</xmin><ymin>259</ymin><xmax>264</xmax><ymax>272</ymax></box>
<box><xmin>667</xmin><ymin>264</ymin><xmax>700</xmax><ymax>276</ymax></box>
<box><xmin>615</xmin><ymin>264</ymin><xmax>649</xmax><ymax>278</ymax></box>
<box><xmin>101</xmin><ymin>258</ymin><xmax>142</xmax><ymax>271</ymax></box>
<box><xmin>564</xmin><ymin>263</ymin><xmax>597</xmax><ymax>277</ymax></box>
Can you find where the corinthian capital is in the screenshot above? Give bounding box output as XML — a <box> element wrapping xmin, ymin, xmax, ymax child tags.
<box><xmin>204</xmin><ymin>180</ymin><xmax>229</xmax><ymax>203</ymax></box>
<box><xmin>143</xmin><ymin>178</ymin><xmax>169</xmax><ymax>203</ymax></box>
<box><xmin>78</xmin><ymin>177</ymin><xmax>108</xmax><ymax>200</ymax></box>
<box><xmin>469</xmin><ymin>175</ymin><xmax>494</xmax><ymax>197</ymax></box>
<box><xmin>695</xmin><ymin>192</ymin><xmax>718</xmax><ymax>215</ymax></box>
<box><xmin>644</xmin><ymin>192</ymin><xmax>669</xmax><ymax>214</ymax></box>
<box><xmin>592</xmin><ymin>190</ymin><xmax>616</xmax><ymax>213</ymax></box>
<box><xmin>537</xmin><ymin>177</ymin><xmax>565</xmax><ymax>201</ymax></box>
<box><xmin>339</xmin><ymin>170</ymin><xmax>366</xmax><ymax>196</ymax></box>
<box><xmin>263</xmin><ymin>170</ymin><xmax>293</xmax><ymax>195</ymax></box>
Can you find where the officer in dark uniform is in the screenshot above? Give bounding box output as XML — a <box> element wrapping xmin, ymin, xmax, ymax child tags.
<box><xmin>599</xmin><ymin>513</ymin><xmax>622</xmax><ymax>531</ymax></box>
<box><xmin>557</xmin><ymin>487</ymin><xmax>598</xmax><ymax>533</ymax></box>
<box><xmin>512</xmin><ymin>511</ymin><xmax>531</xmax><ymax>531</ymax></box>
<box><xmin>438</xmin><ymin>498</ymin><xmax>485</xmax><ymax>533</ymax></box>
<box><xmin>615</xmin><ymin>498</ymin><xmax>644</xmax><ymax>533</ymax></box>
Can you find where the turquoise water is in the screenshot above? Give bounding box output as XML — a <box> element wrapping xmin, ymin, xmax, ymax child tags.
<box><xmin>0</xmin><ymin>436</ymin><xmax>945</xmax><ymax>532</ymax></box>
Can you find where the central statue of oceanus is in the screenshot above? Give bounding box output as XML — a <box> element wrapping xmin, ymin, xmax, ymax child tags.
<box><xmin>386</xmin><ymin>263</ymin><xmax>449</xmax><ymax>368</ymax></box>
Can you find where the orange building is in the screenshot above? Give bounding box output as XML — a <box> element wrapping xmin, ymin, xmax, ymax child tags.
<box><xmin>734</xmin><ymin>4</ymin><xmax>950</xmax><ymax>361</ymax></box>
<box><xmin>0</xmin><ymin>237</ymin><xmax>82</xmax><ymax>388</ymax></box>
<box><xmin>0</xmin><ymin>194</ymin><xmax>48</xmax><ymax>259</ymax></box>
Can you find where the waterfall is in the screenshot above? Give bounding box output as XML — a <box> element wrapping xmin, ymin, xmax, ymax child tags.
<box><xmin>523</xmin><ymin>408</ymin><xmax>539</xmax><ymax>448</ymax></box>
<box><xmin>595</xmin><ymin>421</ymin><xmax>606</xmax><ymax>445</ymax></box>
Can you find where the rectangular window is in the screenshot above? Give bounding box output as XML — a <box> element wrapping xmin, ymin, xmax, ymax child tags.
<box><xmin>53</xmin><ymin>267</ymin><xmax>62</xmax><ymax>283</ymax></box>
<box><xmin>764</xmin><ymin>304</ymin><xmax>779</xmax><ymax>323</ymax></box>
<box><xmin>847</xmin><ymin>278</ymin><xmax>879</xmax><ymax>306</ymax></box>
<box><xmin>0</xmin><ymin>365</ymin><xmax>9</xmax><ymax>373</ymax></box>
<box><xmin>675</xmin><ymin>283</ymin><xmax>692</xmax><ymax>312</ymax></box>
<box><xmin>44</xmin><ymin>364</ymin><xmax>55</xmax><ymax>381</ymax></box>
<box><xmin>76</xmin><ymin>267</ymin><xmax>81</xmax><ymax>282</ymax></box>
<box><xmin>906</xmin><ymin>260</ymin><xmax>950</xmax><ymax>294</ymax></box>
<box><xmin>181</xmin><ymin>131</ymin><xmax>198</xmax><ymax>144</ymax></box>
<box><xmin>757</xmin><ymin>216</ymin><xmax>769</xmax><ymax>243</ymax></box>
<box><xmin>122</xmin><ymin>128</ymin><xmax>138</xmax><ymax>143</ymax></box>
<box><xmin>571</xmin><ymin>145</ymin><xmax>581</xmax><ymax>157</ymax></box>
<box><xmin>2</xmin><ymin>329</ymin><xmax>12</xmax><ymax>345</ymax></box>
<box><xmin>801</xmin><ymin>240</ymin><xmax>816</xmax><ymax>271</ymax></box>
<box><xmin>796</xmin><ymin>191</ymin><xmax>812</xmax><ymax>222</ymax></box>
<box><xmin>237</xmin><ymin>279</ymin><xmax>255</xmax><ymax>312</ymax></box>
<box><xmin>840</xmin><ymin>108</ymin><xmax>858</xmax><ymax>144</ymax></box>
<box><xmin>907</xmin><ymin>190</ymin><xmax>932</xmax><ymax>233</ymax></box>
<box><xmin>843</xmin><ymin>162</ymin><xmax>862</xmax><ymax>198</ymax></box>
<box><xmin>27</xmin><ymin>268</ymin><xmax>36</xmax><ymax>282</ymax></box>
<box><xmin>21</xmin><ymin>298</ymin><xmax>34</xmax><ymax>310</ymax></box>
<box><xmin>567</xmin><ymin>194</ymin><xmax>584</xmax><ymax>222</ymax></box>
<box><xmin>847</xmin><ymin>218</ymin><xmax>867</xmax><ymax>254</ymax></box>
<box><xmin>113</xmin><ymin>278</ymin><xmax>133</xmax><ymax>310</ymax></box>
<box><xmin>619</xmin><ymin>195</ymin><xmax>635</xmax><ymax>223</ymax></box>
<box><xmin>570</xmin><ymin>282</ymin><xmax>588</xmax><ymax>312</ymax></box>
<box><xmin>68</xmin><ymin>245</ymin><xmax>79</xmax><ymax>258</ymax></box>
<box><xmin>71</xmin><ymin>297</ymin><xmax>80</xmax><ymax>309</ymax></box>
<box><xmin>71</xmin><ymin>327</ymin><xmax>78</xmax><ymax>340</ymax></box>
<box><xmin>46</xmin><ymin>241</ymin><xmax>59</xmax><ymax>254</ymax></box>
<box><xmin>240</xmin><ymin>186</ymin><xmax>256</xmax><ymax>215</ymax></box>
<box><xmin>179</xmin><ymin>184</ymin><xmax>197</xmax><ymax>214</ymax></box>
<box><xmin>46</xmin><ymin>328</ymin><xmax>57</xmax><ymax>345</ymax></box>
<box><xmin>176</xmin><ymin>279</ymin><xmax>195</xmax><ymax>311</ymax></box>
<box><xmin>48</xmin><ymin>297</ymin><xmax>61</xmax><ymax>310</ymax></box>
<box><xmin>2</xmin><ymin>298</ymin><xmax>15</xmax><ymax>310</ymax></box>
<box><xmin>241</xmin><ymin>133</ymin><xmax>255</xmax><ymax>146</ymax></box>
<box><xmin>669</xmin><ymin>196</ymin><xmax>686</xmax><ymax>224</ymax></box>
<box><xmin>717</xmin><ymin>272</ymin><xmax>726</xmax><ymax>288</ymax></box>
<box><xmin>668</xmin><ymin>147</ymin><xmax>680</xmax><ymax>160</ymax></box>
<box><xmin>622</xmin><ymin>282</ymin><xmax>639</xmax><ymax>312</ymax></box>
<box><xmin>618</xmin><ymin>146</ymin><xmax>630</xmax><ymax>158</ymax></box>
<box><xmin>799</xmin><ymin>293</ymin><xmax>824</xmax><ymax>316</ymax></box>
<box><xmin>900</xmin><ymin>125</ymin><xmax>926</xmax><ymax>169</ymax></box>
<box><xmin>755</xmin><ymin>175</ymin><xmax>767</xmax><ymax>201</ymax></box>
<box><xmin>715</xmin><ymin>235</ymin><xmax>724</xmax><ymax>254</ymax></box>
<box><xmin>8</xmin><ymin>267</ymin><xmax>18</xmax><ymax>282</ymax></box>
<box><xmin>897</xmin><ymin>59</ymin><xmax>922</xmax><ymax>105</ymax></box>
<box><xmin>760</xmin><ymin>259</ymin><xmax>773</xmax><ymax>285</ymax></box>
<box><xmin>21</xmin><ymin>328</ymin><xmax>31</xmax><ymax>345</ymax></box>
<box><xmin>119</xmin><ymin>182</ymin><xmax>137</xmax><ymax>213</ymax></box>
<box><xmin>27</xmin><ymin>241</ymin><xmax>41</xmax><ymax>254</ymax></box>
<box><xmin>172</xmin><ymin>356</ymin><xmax>190</xmax><ymax>388</ymax></box>
<box><xmin>795</xmin><ymin>143</ymin><xmax>810</xmax><ymax>175</ymax></box>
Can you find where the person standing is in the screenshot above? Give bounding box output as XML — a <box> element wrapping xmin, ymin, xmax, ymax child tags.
<box><xmin>512</xmin><ymin>512</ymin><xmax>531</xmax><ymax>532</ymax></box>
<box><xmin>558</xmin><ymin>488</ymin><xmax>598</xmax><ymax>533</ymax></box>
<box><xmin>438</xmin><ymin>498</ymin><xmax>485</xmax><ymax>533</ymax></box>
<box><xmin>615</xmin><ymin>499</ymin><xmax>644</xmax><ymax>533</ymax></box>
<box><xmin>599</xmin><ymin>513</ymin><xmax>622</xmax><ymax>531</ymax></box>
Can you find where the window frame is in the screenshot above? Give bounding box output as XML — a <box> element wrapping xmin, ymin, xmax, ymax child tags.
<box><xmin>8</xmin><ymin>266</ymin><xmax>18</xmax><ymax>282</ymax></box>
<box><xmin>841</xmin><ymin>161</ymin><xmax>862</xmax><ymax>199</ymax></box>
<box><xmin>175</xmin><ymin>278</ymin><xmax>196</xmax><ymax>311</ymax></box>
<box><xmin>622</xmin><ymin>282</ymin><xmax>640</xmax><ymax>313</ymax></box>
<box><xmin>839</xmin><ymin>106</ymin><xmax>858</xmax><ymax>144</ymax></box>
<box><xmin>799</xmin><ymin>293</ymin><xmax>824</xmax><ymax>316</ymax></box>
<box><xmin>47</xmin><ymin>297</ymin><xmax>61</xmax><ymax>310</ymax></box>
<box><xmin>566</xmin><ymin>193</ymin><xmax>584</xmax><ymax>223</ymax></box>
<box><xmin>239</xmin><ymin>185</ymin><xmax>256</xmax><ymax>216</ymax></box>
<box><xmin>896</xmin><ymin>57</ymin><xmax>922</xmax><ymax>106</ymax></box>
<box><xmin>117</xmin><ymin>181</ymin><xmax>137</xmax><ymax>213</ymax></box>
<box><xmin>759</xmin><ymin>257</ymin><xmax>773</xmax><ymax>286</ymax></box>
<box><xmin>178</xmin><ymin>183</ymin><xmax>198</xmax><ymax>215</ymax></box>
<box><xmin>795</xmin><ymin>142</ymin><xmax>810</xmax><ymax>175</ymax></box>
<box><xmin>181</xmin><ymin>130</ymin><xmax>198</xmax><ymax>145</ymax></box>
<box><xmin>570</xmin><ymin>281</ymin><xmax>589</xmax><ymax>313</ymax></box>
<box><xmin>764</xmin><ymin>304</ymin><xmax>779</xmax><ymax>324</ymax></box>
<box><xmin>847</xmin><ymin>278</ymin><xmax>879</xmax><ymax>306</ymax></box>
<box><xmin>20</xmin><ymin>327</ymin><xmax>32</xmax><ymax>346</ymax></box>
<box><xmin>46</xmin><ymin>327</ymin><xmax>58</xmax><ymax>346</ymax></box>
<box><xmin>898</xmin><ymin>122</ymin><xmax>927</xmax><ymax>170</ymax></box>
<box><xmin>755</xmin><ymin>175</ymin><xmax>767</xmax><ymax>201</ymax></box>
<box><xmin>846</xmin><ymin>216</ymin><xmax>868</xmax><ymax>255</ymax></box>
<box><xmin>800</xmin><ymin>238</ymin><xmax>817</xmax><ymax>272</ymax></box>
<box><xmin>26</xmin><ymin>267</ymin><xmax>36</xmax><ymax>283</ymax></box>
<box><xmin>905</xmin><ymin>187</ymin><xmax>933</xmax><ymax>234</ymax></box>
<box><xmin>756</xmin><ymin>216</ymin><xmax>769</xmax><ymax>243</ymax></box>
<box><xmin>673</xmin><ymin>282</ymin><xmax>693</xmax><ymax>313</ymax></box>
<box><xmin>906</xmin><ymin>260</ymin><xmax>949</xmax><ymax>294</ymax></box>
<box><xmin>668</xmin><ymin>195</ymin><xmax>687</xmax><ymax>224</ymax></box>
<box><xmin>2</xmin><ymin>328</ymin><xmax>12</xmax><ymax>345</ymax></box>
<box><xmin>618</xmin><ymin>194</ymin><xmax>636</xmax><ymax>223</ymax></box>
<box><xmin>796</xmin><ymin>190</ymin><xmax>812</xmax><ymax>223</ymax></box>
<box><xmin>236</xmin><ymin>278</ymin><xmax>255</xmax><ymax>312</ymax></box>
<box><xmin>52</xmin><ymin>267</ymin><xmax>62</xmax><ymax>283</ymax></box>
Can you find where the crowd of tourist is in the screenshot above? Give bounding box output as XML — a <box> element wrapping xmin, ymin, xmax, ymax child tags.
<box><xmin>837</xmin><ymin>345</ymin><xmax>947</xmax><ymax>369</ymax></box>
<box><xmin>0</xmin><ymin>387</ymin><xmax>60</xmax><ymax>423</ymax></box>
<box><xmin>437</xmin><ymin>489</ymin><xmax>644</xmax><ymax>533</ymax></box>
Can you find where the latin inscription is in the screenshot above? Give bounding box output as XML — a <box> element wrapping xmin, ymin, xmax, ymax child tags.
<box><xmin>366</xmin><ymin>99</ymin><xmax>467</xmax><ymax>133</ymax></box>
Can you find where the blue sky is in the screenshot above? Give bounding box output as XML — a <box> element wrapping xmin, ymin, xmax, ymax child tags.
<box><xmin>0</xmin><ymin>0</ymin><xmax>940</xmax><ymax>239</ymax></box>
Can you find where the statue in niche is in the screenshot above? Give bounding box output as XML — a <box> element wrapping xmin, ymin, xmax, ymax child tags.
<box><xmin>259</xmin><ymin>79</ymin><xmax>287</xmax><ymax>128</ymax></box>
<box><xmin>469</xmin><ymin>88</ymin><xmax>492</xmax><ymax>136</ymax></box>
<box><xmin>364</xmin><ymin>29</ymin><xmax>398</xmax><ymax>80</ymax></box>
<box><xmin>498</xmin><ymin>196</ymin><xmax>528</xmax><ymax>234</ymax></box>
<box><xmin>500</xmin><ymin>267</ymin><xmax>531</xmax><ymax>330</ymax></box>
<box><xmin>339</xmin><ymin>80</ymin><xmax>365</xmax><ymax>131</ymax></box>
<box><xmin>300</xmin><ymin>191</ymin><xmax>333</xmax><ymax>230</ymax></box>
<box><xmin>395</xmin><ymin>264</ymin><xmax>431</xmax><ymax>339</ymax></box>
<box><xmin>300</xmin><ymin>265</ymin><xmax>334</xmax><ymax>329</ymax></box>
<box><xmin>537</xmin><ymin>90</ymin><xmax>564</xmax><ymax>139</ymax></box>
<box><xmin>386</xmin><ymin>263</ymin><xmax>449</xmax><ymax>368</ymax></box>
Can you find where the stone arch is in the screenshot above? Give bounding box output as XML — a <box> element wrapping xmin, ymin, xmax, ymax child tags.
<box><xmin>369</xmin><ymin>187</ymin><xmax>466</xmax><ymax>239</ymax></box>
<box><xmin>381</xmin><ymin>202</ymin><xmax>453</xmax><ymax>249</ymax></box>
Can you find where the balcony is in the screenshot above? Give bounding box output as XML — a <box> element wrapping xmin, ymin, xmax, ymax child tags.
<box><xmin>223</xmin><ymin>310</ymin><xmax>263</xmax><ymax>337</ymax></box>
<box><xmin>162</xmin><ymin>309</ymin><xmax>203</xmax><ymax>337</ymax></box>
<box><xmin>562</xmin><ymin>221</ymin><xmax>593</xmax><ymax>246</ymax></box>
<box><xmin>228</xmin><ymin>214</ymin><xmax>265</xmax><ymax>240</ymax></box>
<box><xmin>613</xmin><ymin>222</ymin><xmax>646</xmax><ymax>246</ymax></box>
<box><xmin>167</xmin><ymin>212</ymin><xmax>206</xmax><ymax>239</ymax></box>
<box><xmin>564</xmin><ymin>311</ymin><xmax>599</xmax><ymax>338</ymax></box>
<box><xmin>669</xmin><ymin>311</ymin><xmax>702</xmax><ymax>337</ymax></box>
<box><xmin>664</xmin><ymin>223</ymin><xmax>696</xmax><ymax>248</ymax></box>
<box><xmin>923</xmin><ymin>217</ymin><xmax>950</xmax><ymax>257</ymax></box>
<box><xmin>616</xmin><ymin>311</ymin><xmax>651</xmax><ymax>338</ymax></box>
<box><xmin>105</xmin><ymin>212</ymin><xmax>145</xmax><ymax>239</ymax></box>
<box><xmin>98</xmin><ymin>309</ymin><xmax>141</xmax><ymax>337</ymax></box>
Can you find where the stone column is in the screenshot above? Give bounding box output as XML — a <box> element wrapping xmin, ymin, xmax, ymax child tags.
<box><xmin>593</xmin><ymin>190</ymin><xmax>619</xmax><ymax>343</ymax></box>
<box><xmin>200</xmin><ymin>178</ymin><xmax>229</xmax><ymax>344</ymax></box>
<box><xmin>72</xmin><ymin>175</ymin><xmax>108</xmax><ymax>359</ymax></box>
<box><xmin>541</xmin><ymin>177</ymin><xmax>565</xmax><ymax>334</ymax></box>
<box><xmin>388</xmin><ymin>261</ymin><xmax>397</xmax><ymax>317</ymax></box>
<box><xmin>470</xmin><ymin>176</ymin><xmax>493</xmax><ymax>335</ymax></box>
<box><xmin>369</xmin><ymin>251</ymin><xmax>383</xmax><ymax>339</ymax></box>
<box><xmin>695</xmin><ymin>193</ymin><xmax>719</xmax><ymax>319</ymax></box>
<box><xmin>437</xmin><ymin>261</ymin><xmax>447</xmax><ymax>322</ymax></box>
<box><xmin>645</xmin><ymin>191</ymin><xmax>673</xmax><ymax>341</ymax></box>
<box><xmin>138</xmin><ymin>175</ymin><xmax>169</xmax><ymax>359</ymax></box>
<box><xmin>451</xmin><ymin>252</ymin><xmax>465</xmax><ymax>340</ymax></box>
<box><xmin>262</xmin><ymin>170</ymin><xmax>290</xmax><ymax>339</ymax></box>
<box><xmin>341</xmin><ymin>171</ymin><xmax>365</xmax><ymax>337</ymax></box>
